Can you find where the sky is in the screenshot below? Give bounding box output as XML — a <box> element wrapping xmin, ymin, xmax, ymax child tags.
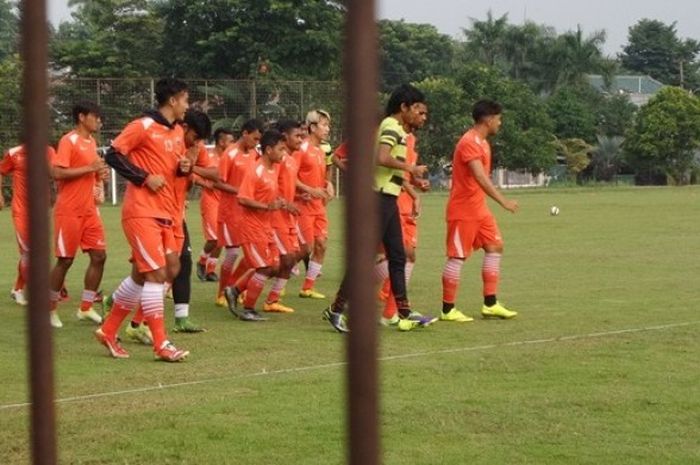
<box><xmin>48</xmin><ymin>0</ymin><xmax>700</xmax><ymax>56</ymax></box>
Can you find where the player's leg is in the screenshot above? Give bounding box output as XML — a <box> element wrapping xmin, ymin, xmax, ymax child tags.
<box><xmin>11</xmin><ymin>220</ymin><xmax>30</xmax><ymax>306</ymax></box>
<box><xmin>440</xmin><ymin>220</ymin><xmax>474</xmax><ymax>322</ymax></box>
<box><xmin>76</xmin><ymin>213</ymin><xmax>107</xmax><ymax>324</ymax></box>
<box><xmin>478</xmin><ymin>215</ymin><xmax>516</xmax><ymax>320</ymax></box>
<box><xmin>225</xmin><ymin>241</ymin><xmax>275</xmax><ymax>322</ymax></box>
<box><xmin>173</xmin><ymin>221</ymin><xmax>205</xmax><ymax>332</ymax></box>
<box><xmin>49</xmin><ymin>214</ymin><xmax>83</xmax><ymax>328</ymax></box>
<box><xmin>300</xmin><ymin>214</ymin><xmax>328</xmax><ymax>299</ymax></box>
<box><xmin>264</xmin><ymin>230</ymin><xmax>296</xmax><ymax>313</ymax></box>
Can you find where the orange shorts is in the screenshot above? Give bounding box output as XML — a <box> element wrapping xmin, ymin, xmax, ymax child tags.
<box><xmin>122</xmin><ymin>218</ymin><xmax>176</xmax><ymax>273</ymax></box>
<box><xmin>273</xmin><ymin>226</ymin><xmax>300</xmax><ymax>256</ymax></box>
<box><xmin>446</xmin><ymin>215</ymin><xmax>502</xmax><ymax>259</ymax></box>
<box><xmin>218</xmin><ymin>217</ymin><xmax>241</xmax><ymax>248</ymax></box>
<box><xmin>12</xmin><ymin>215</ymin><xmax>30</xmax><ymax>253</ymax></box>
<box><xmin>400</xmin><ymin>214</ymin><xmax>418</xmax><ymax>249</ymax></box>
<box><xmin>172</xmin><ymin>221</ymin><xmax>186</xmax><ymax>255</ymax></box>
<box><xmin>54</xmin><ymin>211</ymin><xmax>106</xmax><ymax>258</ymax></box>
<box><xmin>242</xmin><ymin>240</ymin><xmax>279</xmax><ymax>269</ymax></box>
<box><xmin>298</xmin><ymin>213</ymin><xmax>328</xmax><ymax>245</ymax></box>
<box><xmin>201</xmin><ymin>204</ymin><xmax>219</xmax><ymax>242</ymax></box>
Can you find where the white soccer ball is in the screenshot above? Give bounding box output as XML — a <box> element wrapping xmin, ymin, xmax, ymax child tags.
<box><xmin>550</xmin><ymin>206</ymin><xmax>560</xmax><ymax>216</ymax></box>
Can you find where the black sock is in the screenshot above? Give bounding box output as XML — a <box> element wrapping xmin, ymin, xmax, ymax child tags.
<box><xmin>484</xmin><ymin>295</ymin><xmax>497</xmax><ymax>307</ymax></box>
<box><xmin>442</xmin><ymin>302</ymin><xmax>454</xmax><ymax>314</ymax></box>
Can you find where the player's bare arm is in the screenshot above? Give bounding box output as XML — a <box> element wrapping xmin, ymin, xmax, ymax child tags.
<box><xmin>467</xmin><ymin>159</ymin><xmax>518</xmax><ymax>213</ymax></box>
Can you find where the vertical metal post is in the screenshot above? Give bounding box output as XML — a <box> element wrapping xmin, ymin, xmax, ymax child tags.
<box><xmin>251</xmin><ymin>80</ymin><xmax>257</xmax><ymax>118</ymax></box>
<box><xmin>21</xmin><ymin>0</ymin><xmax>57</xmax><ymax>464</ymax></box>
<box><xmin>344</xmin><ymin>2</ymin><xmax>379</xmax><ymax>465</ymax></box>
<box><xmin>96</xmin><ymin>78</ymin><xmax>100</xmax><ymax>106</ymax></box>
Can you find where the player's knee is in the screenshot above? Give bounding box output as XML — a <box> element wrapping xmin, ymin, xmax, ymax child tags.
<box><xmin>484</xmin><ymin>243</ymin><xmax>504</xmax><ymax>254</ymax></box>
<box><xmin>89</xmin><ymin>250</ymin><xmax>107</xmax><ymax>266</ymax></box>
<box><xmin>56</xmin><ymin>257</ymin><xmax>74</xmax><ymax>269</ymax></box>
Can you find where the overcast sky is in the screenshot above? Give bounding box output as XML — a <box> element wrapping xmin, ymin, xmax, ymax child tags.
<box><xmin>48</xmin><ymin>0</ymin><xmax>700</xmax><ymax>56</ymax></box>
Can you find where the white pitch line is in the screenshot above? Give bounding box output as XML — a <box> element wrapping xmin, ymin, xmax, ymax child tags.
<box><xmin>1</xmin><ymin>320</ymin><xmax>698</xmax><ymax>412</ymax></box>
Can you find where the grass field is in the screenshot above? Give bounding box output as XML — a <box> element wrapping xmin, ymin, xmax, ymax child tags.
<box><xmin>1</xmin><ymin>187</ymin><xmax>699</xmax><ymax>464</ymax></box>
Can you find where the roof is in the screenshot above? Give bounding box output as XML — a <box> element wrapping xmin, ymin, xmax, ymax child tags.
<box><xmin>587</xmin><ymin>75</ymin><xmax>665</xmax><ymax>95</ymax></box>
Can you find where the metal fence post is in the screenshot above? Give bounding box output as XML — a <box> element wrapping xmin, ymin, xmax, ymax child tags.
<box><xmin>344</xmin><ymin>1</ymin><xmax>379</xmax><ymax>465</ymax></box>
<box><xmin>21</xmin><ymin>0</ymin><xmax>57</xmax><ymax>463</ymax></box>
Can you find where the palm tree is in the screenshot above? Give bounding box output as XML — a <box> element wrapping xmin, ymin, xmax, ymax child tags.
<box><xmin>462</xmin><ymin>10</ymin><xmax>509</xmax><ymax>67</ymax></box>
<box><xmin>591</xmin><ymin>135</ymin><xmax>624</xmax><ymax>181</ymax></box>
<box><xmin>553</xmin><ymin>26</ymin><xmax>607</xmax><ymax>89</ymax></box>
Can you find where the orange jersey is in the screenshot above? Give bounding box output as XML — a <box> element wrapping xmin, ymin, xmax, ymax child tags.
<box><xmin>272</xmin><ymin>153</ymin><xmax>300</xmax><ymax>228</ymax></box>
<box><xmin>53</xmin><ymin>131</ymin><xmax>100</xmax><ymax>216</ymax></box>
<box><xmin>237</xmin><ymin>160</ymin><xmax>279</xmax><ymax>243</ymax></box>
<box><xmin>172</xmin><ymin>141</ymin><xmax>209</xmax><ymax>225</ymax></box>
<box><xmin>217</xmin><ymin>142</ymin><xmax>259</xmax><ymax>223</ymax></box>
<box><xmin>0</xmin><ymin>145</ymin><xmax>56</xmax><ymax>218</ymax></box>
<box><xmin>334</xmin><ymin>142</ymin><xmax>348</xmax><ymax>162</ymax></box>
<box><xmin>397</xmin><ymin>133</ymin><xmax>418</xmax><ymax>216</ymax></box>
<box><xmin>446</xmin><ymin>128</ymin><xmax>492</xmax><ymax>220</ymax></box>
<box><xmin>199</xmin><ymin>147</ymin><xmax>222</xmax><ymax>206</ymax></box>
<box><xmin>294</xmin><ymin>141</ymin><xmax>327</xmax><ymax>215</ymax></box>
<box><xmin>112</xmin><ymin>116</ymin><xmax>186</xmax><ymax>221</ymax></box>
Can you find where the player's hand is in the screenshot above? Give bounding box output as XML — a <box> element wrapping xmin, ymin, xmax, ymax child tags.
<box><xmin>90</xmin><ymin>158</ymin><xmax>106</xmax><ymax>173</ymax></box>
<box><xmin>309</xmin><ymin>187</ymin><xmax>329</xmax><ymax>200</ymax></box>
<box><xmin>268</xmin><ymin>199</ymin><xmax>285</xmax><ymax>210</ymax></box>
<box><xmin>502</xmin><ymin>199</ymin><xmax>519</xmax><ymax>213</ymax></box>
<box><xmin>412</xmin><ymin>197</ymin><xmax>421</xmax><ymax>219</ymax></box>
<box><xmin>99</xmin><ymin>166</ymin><xmax>110</xmax><ymax>181</ymax></box>
<box><xmin>286</xmin><ymin>203</ymin><xmax>300</xmax><ymax>215</ymax></box>
<box><xmin>145</xmin><ymin>174</ymin><xmax>166</xmax><ymax>192</ymax></box>
<box><xmin>414</xmin><ymin>178</ymin><xmax>430</xmax><ymax>192</ymax></box>
<box><xmin>179</xmin><ymin>157</ymin><xmax>193</xmax><ymax>174</ymax></box>
<box><xmin>325</xmin><ymin>181</ymin><xmax>335</xmax><ymax>202</ymax></box>
<box><xmin>410</xmin><ymin>164</ymin><xmax>428</xmax><ymax>178</ymax></box>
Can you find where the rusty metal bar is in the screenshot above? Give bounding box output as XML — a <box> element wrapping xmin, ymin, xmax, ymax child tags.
<box><xmin>343</xmin><ymin>1</ymin><xmax>379</xmax><ymax>465</ymax></box>
<box><xmin>21</xmin><ymin>0</ymin><xmax>57</xmax><ymax>464</ymax></box>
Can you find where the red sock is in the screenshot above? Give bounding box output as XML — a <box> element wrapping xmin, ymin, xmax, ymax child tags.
<box><xmin>206</xmin><ymin>257</ymin><xmax>218</xmax><ymax>275</ymax></box>
<box><xmin>383</xmin><ymin>289</ymin><xmax>397</xmax><ymax>319</ymax></box>
<box><xmin>243</xmin><ymin>273</ymin><xmax>267</xmax><ymax>309</ymax></box>
<box><xmin>218</xmin><ymin>247</ymin><xmax>240</xmax><ymax>297</ymax></box>
<box><xmin>266</xmin><ymin>278</ymin><xmax>287</xmax><ymax>304</ymax></box>
<box><xmin>14</xmin><ymin>260</ymin><xmax>24</xmax><ymax>291</ymax></box>
<box><xmin>131</xmin><ymin>305</ymin><xmax>144</xmax><ymax>325</ymax></box>
<box><xmin>442</xmin><ymin>258</ymin><xmax>464</xmax><ymax>304</ymax></box>
<box><xmin>101</xmin><ymin>304</ymin><xmax>131</xmax><ymax>338</ymax></box>
<box><xmin>141</xmin><ymin>282</ymin><xmax>166</xmax><ymax>350</ymax></box>
<box><xmin>229</xmin><ymin>260</ymin><xmax>251</xmax><ymax>288</ymax></box>
<box><xmin>482</xmin><ymin>253</ymin><xmax>501</xmax><ymax>297</ymax></box>
<box><xmin>302</xmin><ymin>260</ymin><xmax>323</xmax><ymax>291</ymax></box>
<box><xmin>198</xmin><ymin>252</ymin><xmax>208</xmax><ymax>266</ymax></box>
<box><xmin>80</xmin><ymin>290</ymin><xmax>97</xmax><ymax>311</ymax></box>
<box><xmin>235</xmin><ymin>268</ymin><xmax>254</xmax><ymax>292</ymax></box>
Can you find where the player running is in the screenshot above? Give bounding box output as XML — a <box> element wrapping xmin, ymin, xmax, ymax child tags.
<box><xmin>195</xmin><ymin>128</ymin><xmax>234</xmax><ymax>282</ymax></box>
<box><xmin>223</xmin><ymin>129</ymin><xmax>289</xmax><ymax>321</ymax></box>
<box><xmin>440</xmin><ymin>99</ymin><xmax>519</xmax><ymax>322</ymax></box>
<box><xmin>48</xmin><ymin>102</ymin><xmax>109</xmax><ymax>328</ymax></box>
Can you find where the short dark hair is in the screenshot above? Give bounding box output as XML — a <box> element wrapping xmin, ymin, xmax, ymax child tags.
<box><xmin>183</xmin><ymin>109</ymin><xmax>212</xmax><ymax>140</ymax></box>
<box><xmin>260</xmin><ymin>129</ymin><xmax>285</xmax><ymax>153</ymax></box>
<box><xmin>275</xmin><ymin>119</ymin><xmax>302</xmax><ymax>135</ymax></box>
<box><xmin>385</xmin><ymin>84</ymin><xmax>426</xmax><ymax>116</ymax></box>
<box><xmin>213</xmin><ymin>128</ymin><xmax>233</xmax><ymax>143</ymax></box>
<box><xmin>241</xmin><ymin>118</ymin><xmax>264</xmax><ymax>134</ymax></box>
<box><xmin>155</xmin><ymin>78</ymin><xmax>189</xmax><ymax>106</ymax></box>
<box><xmin>72</xmin><ymin>102</ymin><xmax>101</xmax><ymax>124</ymax></box>
<box><xmin>472</xmin><ymin>99</ymin><xmax>503</xmax><ymax>123</ymax></box>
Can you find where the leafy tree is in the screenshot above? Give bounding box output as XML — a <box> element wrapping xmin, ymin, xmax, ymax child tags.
<box><xmin>462</xmin><ymin>10</ymin><xmax>509</xmax><ymax>67</ymax></box>
<box><xmin>587</xmin><ymin>135</ymin><xmax>624</xmax><ymax>182</ymax></box>
<box><xmin>547</xmin><ymin>85</ymin><xmax>598</xmax><ymax>142</ymax></box>
<box><xmin>597</xmin><ymin>93</ymin><xmax>637</xmax><ymax>137</ymax></box>
<box><xmin>620</xmin><ymin>19</ymin><xmax>700</xmax><ymax>88</ymax></box>
<box><xmin>456</xmin><ymin>64</ymin><xmax>557</xmax><ymax>173</ymax></box>
<box><xmin>413</xmin><ymin>77</ymin><xmax>469</xmax><ymax>169</ymax></box>
<box><xmin>555</xmin><ymin>137</ymin><xmax>592</xmax><ymax>180</ymax></box>
<box><xmin>51</xmin><ymin>0</ymin><xmax>164</xmax><ymax>77</ymax></box>
<box><xmin>0</xmin><ymin>53</ymin><xmax>21</xmax><ymax>148</ymax></box>
<box><xmin>624</xmin><ymin>87</ymin><xmax>700</xmax><ymax>184</ymax></box>
<box><xmin>155</xmin><ymin>0</ymin><xmax>344</xmax><ymax>80</ymax></box>
<box><xmin>378</xmin><ymin>20</ymin><xmax>455</xmax><ymax>92</ymax></box>
<box><xmin>0</xmin><ymin>0</ymin><xmax>18</xmax><ymax>62</ymax></box>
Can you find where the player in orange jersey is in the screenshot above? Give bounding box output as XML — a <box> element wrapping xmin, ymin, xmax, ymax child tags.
<box><xmin>214</xmin><ymin>119</ymin><xmax>264</xmax><ymax>305</ymax></box>
<box><xmin>195</xmin><ymin>128</ymin><xmax>234</xmax><ymax>282</ymax></box>
<box><xmin>223</xmin><ymin>129</ymin><xmax>289</xmax><ymax>321</ymax></box>
<box><xmin>48</xmin><ymin>102</ymin><xmax>109</xmax><ymax>328</ymax></box>
<box><xmin>260</xmin><ymin>120</ymin><xmax>305</xmax><ymax>313</ymax></box>
<box><xmin>1</xmin><ymin>144</ymin><xmax>56</xmax><ymax>307</ymax></box>
<box><xmin>440</xmin><ymin>99</ymin><xmax>519</xmax><ymax>323</ymax></box>
<box><xmin>97</xmin><ymin>78</ymin><xmax>193</xmax><ymax>362</ymax></box>
<box><xmin>295</xmin><ymin>110</ymin><xmax>334</xmax><ymax>299</ymax></box>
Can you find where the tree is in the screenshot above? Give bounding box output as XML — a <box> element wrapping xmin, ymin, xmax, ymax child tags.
<box><xmin>0</xmin><ymin>53</ymin><xmax>21</xmax><ymax>148</ymax></box>
<box><xmin>51</xmin><ymin>0</ymin><xmax>164</xmax><ymax>77</ymax></box>
<box><xmin>597</xmin><ymin>93</ymin><xmax>637</xmax><ymax>137</ymax></box>
<box><xmin>546</xmin><ymin>85</ymin><xmax>598</xmax><ymax>142</ymax></box>
<box><xmin>624</xmin><ymin>87</ymin><xmax>700</xmax><ymax>185</ymax></box>
<box><xmin>155</xmin><ymin>0</ymin><xmax>344</xmax><ymax>80</ymax></box>
<box><xmin>378</xmin><ymin>20</ymin><xmax>456</xmax><ymax>91</ymax></box>
<box><xmin>620</xmin><ymin>19</ymin><xmax>700</xmax><ymax>88</ymax></box>
<box><xmin>0</xmin><ymin>0</ymin><xmax>18</xmax><ymax>62</ymax></box>
<box><xmin>555</xmin><ymin>138</ymin><xmax>592</xmax><ymax>180</ymax></box>
<box><xmin>413</xmin><ymin>77</ymin><xmax>469</xmax><ymax>169</ymax></box>
<box><xmin>456</xmin><ymin>64</ymin><xmax>557</xmax><ymax>173</ymax></box>
<box><xmin>462</xmin><ymin>10</ymin><xmax>509</xmax><ymax>67</ymax></box>
<box><xmin>587</xmin><ymin>135</ymin><xmax>624</xmax><ymax>182</ymax></box>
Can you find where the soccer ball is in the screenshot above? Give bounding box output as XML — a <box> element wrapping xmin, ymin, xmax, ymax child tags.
<box><xmin>550</xmin><ymin>206</ymin><xmax>560</xmax><ymax>216</ymax></box>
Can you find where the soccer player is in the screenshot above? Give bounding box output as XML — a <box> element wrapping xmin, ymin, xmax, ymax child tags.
<box><xmin>440</xmin><ymin>99</ymin><xmax>519</xmax><ymax>322</ymax></box>
<box><xmin>96</xmin><ymin>78</ymin><xmax>192</xmax><ymax>361</ymax></box>
<box><xmin>1</xmin><ymin>144</ymin><xmax>56</xmax><ymax>307</ymax></box>
<box><xmin>223</xmin><ymin>129</ymin><xmax>288</xmax><ymax>321</ymax></box>
<box><xmin>380</xmin><ymin>103</ymin><xmax>430</xmax><ymax>325</ymax></box>
<box><xmin>215</xmin><ymin>119</ymin><xmax>264</xmax><ymax>306</ymax></box>
<box><xmin>195</xmin><ymin>128</ymin><xmax>233</xmax><ymax>282</ymax></box>
<box><xmin>261</xmin><ymin>120</ymin><xmax>305</xmax><ymax>313</ymax></box>
<box><xmin>296</xmin><ymin>110</ymin><xmax>334</xmax><ymax>299</ymax></box>
<box><xmin>48</xmin><ymin>102</ymin><xmax>109</xmax><ymax>328</ymax></box>
<box><xmin>323</xmin><ymin>84</ymin><xmax>436</xmax><ymax>333</ymax></box>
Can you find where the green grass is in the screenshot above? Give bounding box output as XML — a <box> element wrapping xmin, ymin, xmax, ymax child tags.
<box><xmin>1</xmin><ymin>186</ymin><xmax>700</xmax><ymax>464</ymax></box>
